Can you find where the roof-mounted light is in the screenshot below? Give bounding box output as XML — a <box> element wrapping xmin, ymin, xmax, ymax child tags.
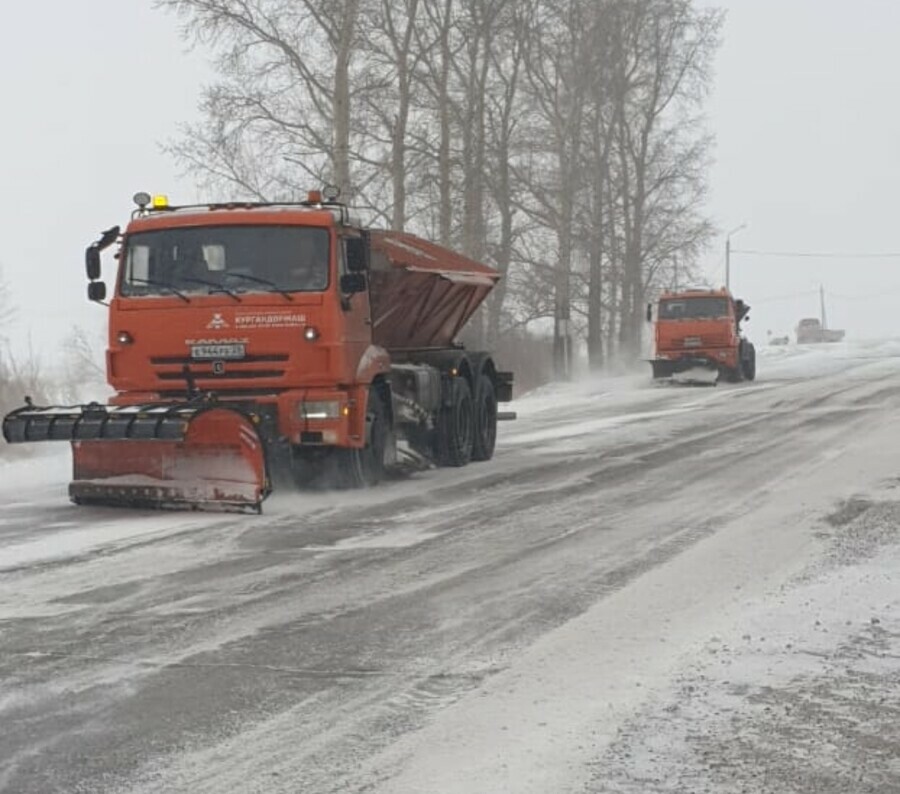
<box><xmin>133</xmin><ymin>191</ymin><xmax>151</xmax><ymax>209</ymax></box>
<box><xmin>322</xmin><ymin>184</ymin><xmax>341</xmax><ymax>202</ymax></box>
<box><xmin>306</xmin><ymin>190</ymin><xmax>322</xmax><ymax>204</ymax></box>
<box><xmin>152</xmin><ymin>194</ymin><xmax>170</xmax><ymax>209</ymax></box>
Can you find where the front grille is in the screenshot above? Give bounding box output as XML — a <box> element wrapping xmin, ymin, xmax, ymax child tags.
<box><xmin>157</xmin><ymin>369</ymin><xmax>285</xmax><ymax>381</ymax></box>
<box><xmin>151</xmin><ymin>354</ymin><xmax>289</xmax><ymax>383</ymax></box>
<box><xmin>150</xmin><ymin>354</ymin><xmax>288</xmax><ymax>365</ymax></box>
<box><xmin>158</xmin><ymin>388</ymin><xmax>286</xmax><ymax>398</ymax></box>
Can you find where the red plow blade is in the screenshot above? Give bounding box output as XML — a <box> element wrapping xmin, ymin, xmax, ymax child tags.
<box><xmin>69</xmin><ymin>407</ymin><xmax>269</xmax><ymax>512</ymax></box>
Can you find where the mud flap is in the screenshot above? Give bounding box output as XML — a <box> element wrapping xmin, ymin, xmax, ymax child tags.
<box><xmin>68</xmin><ymin>408</ymin><xmax>269</xmax><ymax>512</ymax></box>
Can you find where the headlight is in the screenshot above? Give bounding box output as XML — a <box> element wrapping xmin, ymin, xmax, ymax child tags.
<box><xmin>299</xmin><ymin>400</ymin><xmax>340</xmax><ymax>420</ymax></box>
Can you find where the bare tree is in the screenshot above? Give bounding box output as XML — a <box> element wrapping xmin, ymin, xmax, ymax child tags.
<box><xmin>359</xmin><ymin>0</ymin><xmax>424</xmax><ymax>230</ymax></box>
<box><xmin>155</xmin><ymin>0</ymin><xmax>723</xmax><ymax>384</ymax></box>
<box><xmin>609</xmin><ymin>0</ymin><xmax>723</xmax><ymax>357</ymax></box>
<box><xmin>157</xmin><ymin>0</ymin><xmax>368</xmax><ymax>199</ymax></box>
<box><xmin>0</xmin><ymin>266</ymin><xmax>15</xmax><ymax>338</ymax></box>
<box><xmin>483</xmin><ymin>2</ymin><xmax>527</xmax><ymax>347</ymax></box>
<box><xmin>57</xmin><ymin>324</ymin><xmax>107</xmax><ymax>403</ymax></box>
<box><xmin>516</xmin><ymin>0</ymin><xmax>594</xmax><ymax>377</ymax></box>
<box><xmin>0</xmin><ymin>266</ymin><xmax>20</xmax><ymax>420</ymax></box>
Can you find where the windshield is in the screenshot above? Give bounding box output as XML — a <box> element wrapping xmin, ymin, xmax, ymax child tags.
<box><xmin>658</xmin><ymin>297</ymin><xmax>730</xmax><ymax>320</ymax></box>
<box><xmin>120</xmin><ymin>225</ymin><xmax>330</xmax><ymax>297</ymax></box>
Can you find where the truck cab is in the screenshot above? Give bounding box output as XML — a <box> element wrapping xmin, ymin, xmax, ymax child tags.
<box><xmin>648</xmin><ymin>288</ymin><xmax>755</xmax><ymax>384</ymax></box>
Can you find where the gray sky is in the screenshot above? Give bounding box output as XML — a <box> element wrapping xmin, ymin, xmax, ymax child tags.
<box><xmin>0</xmin><ymin>2</ymin><xmax>208</xmax><ymax>358</ymax></box>
<box><xmin>698</xmin><ymin>0</ymin><xmax>900</xmax><ymax>341</ymax></box>
<box><xmin>3</xmin><ymin>0</ymin><xmax>900</xmax><ymax>359</ymax></box>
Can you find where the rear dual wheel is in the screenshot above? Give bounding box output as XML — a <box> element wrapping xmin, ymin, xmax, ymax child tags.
<box><xmin>471</xmin><ymin>374</ymin><xmax>498</xmax><ymax>462</ymax></box>
<box><xmin>435</xmin><ymin>376</ymin><xmax>474</xmax><ymax>467</ymax></box>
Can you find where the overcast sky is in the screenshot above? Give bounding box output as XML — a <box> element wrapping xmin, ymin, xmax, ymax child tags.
<box><xmin>3</xmin><ymin>0</ymin><xmax>900</xmax><ymax>359</ymax></box>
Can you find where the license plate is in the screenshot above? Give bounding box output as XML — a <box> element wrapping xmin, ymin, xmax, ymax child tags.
<box><xmin>190</xmin><ymin>343</ymin><xmax>246</xmax><ymax>360</ymax></box>
<box><xmin>683</xmin><ymin>337</ymin><xmax>702</xmax><ymax>348</ymax></box>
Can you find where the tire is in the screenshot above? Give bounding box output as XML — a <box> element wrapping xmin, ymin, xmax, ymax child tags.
<box><xmin>339</xmin><ymin>387</ymin><xmax>389</xmax><ymax>487</ymax></box>
<box><xmin>742</xmin><ymin>342</ymin><xmax>757</xmax><ymax>381</ymax></box>
<box><xmin>651</xmin><ymin>361</ymin><xmax>668</xmax><ymax>379</ymax></box>
<box><xmin>723</xmin><ymin>345</ymin><xmax>744</xmax><ymax>383</ymax></box>
<box><xmin>721</xmin><ymin>364</ymin><xmax>741</xmax><ymax>383</ymax></box>
<box><xmin>435</xmin><ymin>376</ymin><xmax>474</xmax><ymax>467</ymax></box>
<box><xmin>471</xmin><ymin>374</ymin><xmax>498</xmax><ymax>462</ymax></box>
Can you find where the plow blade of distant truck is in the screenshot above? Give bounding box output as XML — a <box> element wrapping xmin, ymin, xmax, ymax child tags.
<box><xmin>2</xmin><ymin>403</ymin><xmax>269</xmax><ymax>512</ymax></box>
<box><xmin>671</xmin><ymin>367</ymin><xmax>719</xmax><ymax>386</ymax></box>
<box><xmin>650</xmin><ymin>357</ymin><xmax>720</xmax><ymax>386</ymax></box>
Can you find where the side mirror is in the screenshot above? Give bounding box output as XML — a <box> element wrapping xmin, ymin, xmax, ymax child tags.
<box><xmin>646</xmin><ymin>303</ymin><xmax>653</xmax><ymax>322</ymax></box>
<box><xmin>87</xmin><ymin>281</ymin><xmax>107</xmax><ymax>302</ymax></box>
<box><xmin>86</xmin><ymin>247</ymin><xmax>101</xmax><ymax>280</ymax></box>
<box><xmin>345</xmin><ymin>237</ymin><xmax>369</xmax><ymax>273</ymax></box>
<box><xmin>340</xmin><ymin>273</ymin><xmax>367</xmax><ymax>294</ymax></box>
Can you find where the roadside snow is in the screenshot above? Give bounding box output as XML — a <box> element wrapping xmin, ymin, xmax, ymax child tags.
<box><xmin>588</xmin><ymin>495</ymin><xmax>900</xmax><ymax>794</ymax></box>
<box><xmin>0</xmin><ymin>446</ymin><xmax>71</xmax><ymax>499</ymax></box>
<box><xmin>757</xmin><ymin>337</ymin><xmax>900</xmax><ymax>380</ymax></box>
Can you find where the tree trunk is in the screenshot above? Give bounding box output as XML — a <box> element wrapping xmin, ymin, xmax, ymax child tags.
<box><xmin>333</xmin><ymin>0</ymin><xmax>360</xmax><ymax>198</ymax></box>
<box><xmin>388</xmin><ymin>0</ymin><xmax>419</xmax><ymax>231</ymax></box>
<box><xmin>437</xmin><ymin>0</ymin><xmax>453</xmax><ymax>247</ymax></box>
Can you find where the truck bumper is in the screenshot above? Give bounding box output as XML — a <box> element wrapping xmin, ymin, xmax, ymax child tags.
<box><xmin>651</xmin><ymin>349</ymin><xmax>738</xmax><ymax>379</ymax></box>
<box><xmin>275</xmin><ymin>387</ymin><xmax>366</xmax><ymax>448</ymax></box>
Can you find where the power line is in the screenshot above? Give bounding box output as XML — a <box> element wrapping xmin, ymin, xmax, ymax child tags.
<box><xmin>752</xmin><ymin>289</ymin><xmax>819</xmax><ymax>304</ymax></box>
<box><xmin>750</xmin><ymin>287</ymin><xmax>900</xmax><ymax>304</ymax></box>
<box><xmin>829</xmin><ymin>287</ymin><xmax>900</xmax><ymax>301</ymax></box>
<box><xmin>732</xmin><ymin>249</ymin><xmax>900</xmax><ymax>259</ymax></box>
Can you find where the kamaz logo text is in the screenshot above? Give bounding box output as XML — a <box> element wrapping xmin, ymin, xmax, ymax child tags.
<box><xmin>207</xmin><ymin>313</ymin><xmax>230</xmax><ymax>330</ymax></box>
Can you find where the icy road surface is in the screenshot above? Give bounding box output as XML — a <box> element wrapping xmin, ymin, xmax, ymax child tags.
<box><xmin>1</xmin><ymin>341</ymin><xmax>900</xmax><ymax>793</ymax></box>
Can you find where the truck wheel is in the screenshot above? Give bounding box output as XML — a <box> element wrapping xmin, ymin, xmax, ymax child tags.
<box><xmin>340</xmin><ymin>388</ymin><xmax>388</xmax><ymax>487</ymax></box>
<box><xmin>435</xmin><ymin>376</ymin><xmax>474</xmax><ymax>467</ymax></box>
<box><xmin>724</xmin><ymin>349</ymin><xmax>744</xmax><ymax>383</ymax></box>
<box><xmin>742</xmin><ymin>342</ymin><xmax>757</xmax><ymax>381</ymax></box>
<box><xmin>471</xmin><ymin>374</ymin><xmax>497</xmax><ymax>462</ymax></box>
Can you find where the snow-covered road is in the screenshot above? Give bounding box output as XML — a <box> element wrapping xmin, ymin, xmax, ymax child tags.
<box><xmin>1</xmin><ymin>341</ymin><xmax>899</xmax><ymax>793</ymax></box>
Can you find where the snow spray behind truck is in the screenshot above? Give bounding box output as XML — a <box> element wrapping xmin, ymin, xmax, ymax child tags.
<box><xmin>2</xmin><ymin>190</ymin><xmax>514</xmax><ymax>512</ymax></box>
<box><xmin>647</xmin><ymin>288</ymin><xmax>756</xmax><ymax>385</ymax></box>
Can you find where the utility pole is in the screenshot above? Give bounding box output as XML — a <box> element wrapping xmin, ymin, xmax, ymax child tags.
<box><xmin>725</xmin><ymin>223</ymin><xmax>747</xmax><ymax>289</ymax></box>
<box><xmin>725</xmin><ymin>236</ymin><xmax>730</xmax><ymax>289</ymax></box>
<box><xmin>820</xmin><ymin>284</ymin><xmax>827</xmax><ymax>329</ymax></box>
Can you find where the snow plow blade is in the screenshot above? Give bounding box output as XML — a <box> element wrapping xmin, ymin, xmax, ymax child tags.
<box><xmin>650</xmin><ymin>357</ymin><xmax>719</xmax><ymax>386</ymax></box>
<box><xmin>671</xmin><ymin>367</ymin><xmax>719</xmax><ymax>386</ymax></box>
<box><xmin>2</xmin><ymin>403</ymin><xmax>269</xmax><ymax>512</ymax></box>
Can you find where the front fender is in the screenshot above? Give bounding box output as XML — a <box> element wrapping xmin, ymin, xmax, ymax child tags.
<box><xmin>355</xmin><ymin>344</ymin><xmax>391</xmax><ymax>385</ymax></box>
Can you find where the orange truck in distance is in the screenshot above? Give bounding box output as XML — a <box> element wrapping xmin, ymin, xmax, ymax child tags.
<box><xmin>647</xmin><ymin>288</ymin><xmax>756</xmax><ymax>385</ymax></box>
<box><xmin>2</xmin><ymin>190</ymin><xmax>513</xmax><ymax>512</ymax></box>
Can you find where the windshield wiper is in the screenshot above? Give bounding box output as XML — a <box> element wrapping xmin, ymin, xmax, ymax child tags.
<box><xmin>182</xmin><ymin>277</ymin><xmax>242</xmax><ymax>302</ymax></box>
<box><xmin>127</xmin><ymin>277</ymin><xmax>191</xmax><ymax>303</ymax></box>
<box><xmin>225</xmin><ymin>272</ymin><xmax>294</xmax><ymax>301</ymax></box>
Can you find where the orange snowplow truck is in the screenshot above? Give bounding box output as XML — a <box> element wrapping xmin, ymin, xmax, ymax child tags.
<box><xmin>647</xmin><ymin>288</ymin><xmax>756</xmax><ymax>384</ymax></box>
<box><xmin>2</xmin><ymin>191</ymin><xmax>514</xmax><ymax>512</ymax></box>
